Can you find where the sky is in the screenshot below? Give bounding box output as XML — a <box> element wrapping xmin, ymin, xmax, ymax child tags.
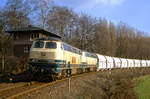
<box><xmin>53</xmin><ymin>0</ymin><xmax>150</xmax><ymax>35</ymax></box>
<box><xmin>0</xmin><ymin>0</ymin><xmax>150</xmax><ymax>35</ymax></box>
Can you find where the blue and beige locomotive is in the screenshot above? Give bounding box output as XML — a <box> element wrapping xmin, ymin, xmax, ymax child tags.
<box><xmin>28</xmin><ymin>38</ymin><xmax>97</xmax><ymax>79</ymax></box>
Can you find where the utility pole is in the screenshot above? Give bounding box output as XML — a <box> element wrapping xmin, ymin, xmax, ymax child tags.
<box><xmin>2</xmin><ymin>55</ymin><xmax>5</xmax><ymax>73</ymax></box>
<box><xmin>69</xmin><ymin>76</ymin><xmax>71</xmax><ymax>93</ymax></box>
<box><xmin>67</xmin><ymin>62</ymin><xmax>71</xmax><ymax>93</ymax></box>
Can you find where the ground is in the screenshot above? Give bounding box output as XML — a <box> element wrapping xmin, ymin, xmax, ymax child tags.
<box><xmin>8</xmin><ymin>68</ymin><xmax>150</xmax><ymax>99</ymax></box>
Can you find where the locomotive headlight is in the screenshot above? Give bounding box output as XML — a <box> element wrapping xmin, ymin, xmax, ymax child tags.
<box><xmin>51</xmin><ymin>68</ymin><xmax>56</xmax><ymax>71</ymax></box>
<box><xmin>32</xmin><ymin>59</ymin><xmax>36</xmax><ymax>62</ymax></box>
<box><xmin>29</xmin><ymin>59</ymin><xmax>33</xmax><ymax>62</ymax></box>
<box><xmin>31</xmin><ymin>59</ymin><xmax>35</xmax><ymax>62</ymax></box>
<box><xmin>30</xmin><ymin>58</ymin><xmax>38</xmax><ymax>62</ymax></box>
<box><xmin>41</xmin><ymin>69</ymin><xmax>44</xmax><ymax>72</ymax></box>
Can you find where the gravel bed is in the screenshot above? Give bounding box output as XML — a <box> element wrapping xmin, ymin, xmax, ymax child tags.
<box><xmin>20</xmin><ymin>68</ymin><xmax>150</xmax><ymax>99</ymax></box>
<box><xmin>22</xmin><ymin>72</ymin><xmax>103</xmax><ymax>99</ymax></box>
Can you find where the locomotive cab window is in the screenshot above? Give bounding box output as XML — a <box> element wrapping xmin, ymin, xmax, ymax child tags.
<box><xmin>45</xmin><ymin>42</ymin><xmax>57</xmax><ymax>49</ymax></box>
<box><xmin>33</xmin><ymin>41</ymin><xmax>44</xmax><ymax>48</ymax></box>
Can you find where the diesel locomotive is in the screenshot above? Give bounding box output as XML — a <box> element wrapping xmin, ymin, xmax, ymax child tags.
<box><xmin>28</xmin><ymin>38</ymin><xmax>97</xmax><ymax>80</ymax></box>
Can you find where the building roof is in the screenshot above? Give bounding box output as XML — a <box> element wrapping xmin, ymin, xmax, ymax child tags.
<box><xmin>5</xmin><ymin>25</ymin><xmax>61</xmax><ymax>39</ymax></box>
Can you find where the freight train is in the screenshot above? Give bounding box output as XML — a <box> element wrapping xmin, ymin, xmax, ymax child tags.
<box><xmin>28</xmin><ymin>37</ymin><xmax>150</xmax><ymax>80</ymax></box>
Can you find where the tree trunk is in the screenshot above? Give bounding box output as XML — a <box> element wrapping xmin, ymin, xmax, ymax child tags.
<box><xmin>2</xmin><ymin>55</ymin><xmax>5</xmax><ymax>73</ymax></box>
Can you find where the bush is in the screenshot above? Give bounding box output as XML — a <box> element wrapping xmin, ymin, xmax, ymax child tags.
<box><xmin>0</xmin><ymin>56</ymin><xmax>29</xmax><ymax>74</ymax></box>
<box><xmin>81</xmin><ymin>68</ymin><xmax>150</xmax><ymax>99</ymax></box>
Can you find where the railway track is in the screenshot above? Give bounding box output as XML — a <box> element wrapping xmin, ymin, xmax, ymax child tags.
<box><xmin>0</xmin><ymin>82</ymin><xmax>43</xmax><ymax>99</ymax></box>
<box><xmin>2</xmin><ymin>71</ymin><xmax>98</xmax><ymax>99</ymax></box>
<box><xmin>0</xmin><ymin>83</ymin><xmax>26</xmax><ymax>94</ymax></box>
<box><xmin>0</xmin><ymin>82</ymin><xmax>28</xmax><ymax>90</ymax></box>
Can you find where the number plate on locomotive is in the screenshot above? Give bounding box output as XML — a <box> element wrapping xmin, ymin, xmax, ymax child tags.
<box><xmin>41</xmin><ymin>52</ymin><xmax>46</xmax><ymax>57</ymax></box>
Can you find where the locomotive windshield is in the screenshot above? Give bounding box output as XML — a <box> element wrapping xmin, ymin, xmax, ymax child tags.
<box><xmin>33</xmin><ymin>41</ymin><xmax>44</xmax><ymax>48</ymax></box>
<box><xmin>45</xmin><ymin>42</ymin><xmax>57</xmax><ymax>49</ymax></box>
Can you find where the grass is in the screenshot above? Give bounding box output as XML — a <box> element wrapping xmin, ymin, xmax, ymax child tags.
<box><xmin>134</xmin><ymin>75</ymin><xmax>150</xmax><ymax>99</ymax></box>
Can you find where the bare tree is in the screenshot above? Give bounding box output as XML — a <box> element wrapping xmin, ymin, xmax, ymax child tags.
<box><xmin>0</xmin><ymin>32</ymin><xmax>12</xmax><ymax>73</ymax></box>
<box><xmin>28</xmin><ymin>0</ymin><xmax>54</xmax><ymax>29</ymax></box>
<box><xmin>47</xmin><ymin>6</ymin><xmax>76</xmax><ymax>40</ymax></box>
<box><xmin>93</xmin><ymin>19</ymin><xmax>112</xmax><ymax>55</ymax></box>
<box><xmin>1</xmin><ymin>1</ymin><xmax>150</xmax><ymax>61</ymax></box>
<box><xmin>2</xmin><ymin>0</ymin><xmax>31</xmax><ymax>29</ymax></box>
<box><xmin>72</xmin><ymin>14</ymin><xmax>96</xmax><ymax>51</ymax></box>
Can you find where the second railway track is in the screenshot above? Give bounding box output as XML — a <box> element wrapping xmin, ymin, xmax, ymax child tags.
<box><xmin>0</xmin><ymin>82</ymin><xmax>43</xmax><ymax>99</ymax></box>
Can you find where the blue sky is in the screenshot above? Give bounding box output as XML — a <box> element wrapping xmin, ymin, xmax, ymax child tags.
<box><xmin>53</xmin><ymin>0</ymin><xmax>150</xmax><ymax>35</ymax></box>
<box><xmin>0</xmin><ymin>0</ymin><xmax>150</xmax><ymax>34</ymax></box>
<box><xmin>0</xmin><ymin>0</ymin><xmax>6</xmax><ymax>8</ymax></box>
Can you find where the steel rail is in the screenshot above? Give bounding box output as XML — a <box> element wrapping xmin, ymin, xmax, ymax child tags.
<box><xmin>7</xmin><ymin>71</ymin><xmax>98</xmax><ymax>99</ymax></box>
<box><xmin>0</xmin><ymin>83</ymin><xmax>27</xmax><ymax>93</ymax></box>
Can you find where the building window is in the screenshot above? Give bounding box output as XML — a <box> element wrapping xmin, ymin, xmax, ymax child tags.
<box><xmin>30</xmin><ymin>33</ymin><xmax>39</xmax><ymax>40</ymax></box>
<box><xmin>14</xmin><ymin>33</ymin><xmax>20</xmax><ymax>40</ymax></box>
<box><xmin>24</xmin><ymin>45</ymin><xmax>30</xmax><ymax>53</ymax></box>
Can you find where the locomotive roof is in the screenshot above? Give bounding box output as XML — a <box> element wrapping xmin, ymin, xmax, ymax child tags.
<box><xmin>35</xmin><ymin>37</ymin><xmax>62</xmax><ymax>41</ymax></box>
<box><xmin>5</xmin><ymin>25</ymin><xmax>61</xmax><ymax>39</ymax></box>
